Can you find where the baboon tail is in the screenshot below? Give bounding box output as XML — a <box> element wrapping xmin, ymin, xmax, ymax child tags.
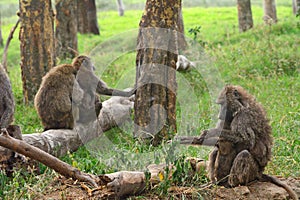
<box><xmin>261</xmin><ymin>174</ymin><xmax>298</xmax><ymax>200</ymax></box>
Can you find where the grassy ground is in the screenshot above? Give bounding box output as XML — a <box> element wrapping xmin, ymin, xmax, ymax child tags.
<box><xmin>0</xmin><ymin>4</ymin><xmax>299</xmax><ymax>199</ymax></box>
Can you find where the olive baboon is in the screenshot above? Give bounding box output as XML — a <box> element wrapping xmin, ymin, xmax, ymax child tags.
<box><xmin>178</xmin><ymin>85</ymin><xmax>297</xmax><ymax>200</ymax></box>
<box><xmin>34</xmin><ymin>64</ymin><xmax>84</xmax><ymax>131</ymax></box>
<box><xmin>72</xmin><ymin>55</ymin><xmax>135</xmax><ymax>123</ymax></box>
<box><xmin>35</xmin><ymin>55</ymin><xmax>135</xmax><ymax>130</ymax></box>
<box><xmin>0</xmin><ymin>64</ymin><xmax>14</xmax><ymax>130</ymax></box>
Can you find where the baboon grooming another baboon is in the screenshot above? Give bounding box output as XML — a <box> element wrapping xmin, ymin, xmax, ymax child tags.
<box><xmin>72</xmin><ymin>55</ymin><xmax>135</xmax><ymax>123</ymax></box>
<box><xmin>35</xmin><ymin>55</ymin><xmax>135</xmax><ymax>130</ymax></box>
<box><xmin>0</xmin><ymin>64</ymin><xmax>14</xmax><ymax>130</ymax></box>
<box><xmin>178</xmin><ymin>85</ymin><xmax>297</xmax><ymax>200</ymax></box>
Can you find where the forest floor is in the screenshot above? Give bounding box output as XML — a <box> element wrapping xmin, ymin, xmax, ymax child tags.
<box><xmin>36</xmin><ymin>176</ymin><xmax>300</xmax><ymax>199</ymax></box>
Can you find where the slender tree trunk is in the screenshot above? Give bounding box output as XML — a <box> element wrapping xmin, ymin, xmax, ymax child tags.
<box><xmin>237</xmin><ymin>0</ymin><xmax>253</xmax><ymax>32</ymax></box>
<box><xmin>134</xmin><ymin>0</ymin><xmax>180</xmax><ymax>146</ymax></box>
<box><xmin>19</xmin><ymin>0</ymin><xmax>55</xmax><ymax>103</ymax></box>
<box><xmin>116</xmin><ymin>0</ymin><xmax>125</xmax><ymax>16</ymax></box>
<box><xmin>0</xmin><ymin>12</ymin><xmax>3</xmax><ymax>47</ymax></box>
<box><xmin>55</xmin><ymin>0</ymin><xmax>78</xmax><ymax>59</ymax></box>
<box><xmin>293</xmin><ymin>0</ymin><xmax>300</xmax><ymax>15</ymax></box>
<box><xmin>263</xmin><ymin>0</ymin><xmax>277</xmax><ymax>23</ymax></box>
<box><xmin>87</xmin><ymin>0</ymin><xmax>100</xmax><ymax>35</ymax></box>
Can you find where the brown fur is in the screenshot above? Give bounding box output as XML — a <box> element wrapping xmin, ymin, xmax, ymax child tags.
<box><xmin>34</xmin><ymin>64</ymin><xmax>84</xmax><ymax>130</ymax></box>
<box><xmin>201</xmin><ymin>85</ymin><xmax>297</xmax><ymax>200</ymax></box>
<box><xmin>0</xmin><ymin>64</ymin><xmax>14</xmax><ymax>129</ymax></box>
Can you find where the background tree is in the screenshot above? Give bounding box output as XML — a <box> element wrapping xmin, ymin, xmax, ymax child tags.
<box><xmin>55</xmin><ymin>0</ymin><xmax>78</xmax><ymax>59</ymax></box>
<box><xmin>19</xmin><ymin>0</ymin><xmax>55</xmax><ymax>103</ymax></box>
<box><xmin>0</xmin><ymin>12</ymin><xmax>3</xmax><ymax>47</ymax></box>
<box><xmin>77</xmin><ymin>0</ymin><xmax>100</xmax><ymax>35</ymax></box>
<box><xmin>293</xmin><ymin>0</ymin><xmax>300</xmax><ymax>15</ymax></box>
<box><xmin>134</xmin><ymin>0</ymin><xmax>180</xmax><ymax>146</ymax></box>
<box><xmin>263</xmin><ymin>0</ymin><xmax>277</xmax><ymax>23</ymax></box>
<box><xmin>237</xmin><ymin>0</ymin><xmax>253</xmax><ymax>32</ymax></box>
<box><xmin>116</xmin><ymin>0</ymin><xmax>125</xmax><ymax>16</ymax></box>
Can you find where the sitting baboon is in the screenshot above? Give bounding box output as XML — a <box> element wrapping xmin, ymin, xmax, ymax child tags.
<box><xmin>0</xmin><ymin>64</ymin><xmax>15</xmax><ymax>130</ymax></box>
<box><xmin>35</xmin><ymin>55</ymin><xmax>135</xmax><ymax>130</ymax></box>
<box><xmin>34</xmin><ymin>64</ymin><xmax>84</xmax><ymax>131</ymax></box>
<box><xmin>178</xmin><ymin>85</ymin><xmax>297</xmax><ymax>200</ymax></box>
<box><xmin>72</xmin><ymin>55</ymin><xmax>135</xmax><ymax>123</ymax></box>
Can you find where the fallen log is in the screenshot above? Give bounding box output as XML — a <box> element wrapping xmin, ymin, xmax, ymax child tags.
<box><xmin>22</xmin><ymin>95</ymin><xmax>134</xmax><ymax>157</ymax></box>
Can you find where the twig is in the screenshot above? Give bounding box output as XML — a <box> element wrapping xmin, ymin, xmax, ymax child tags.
<box><xmin>2</xmin><ymin>19</ymin><xmax>20</xmax><ymax>72</ymax></box>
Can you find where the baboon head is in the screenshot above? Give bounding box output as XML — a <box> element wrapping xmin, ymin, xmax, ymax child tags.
<box><xmin>216</xmin><ymin>85</ymin><xmax>251</xmax><ymax>122</ymax></box>
<box><xmin>72</xmin><ymin>55</ymin><xmax>95</xmax><ymax>71</ymax></box>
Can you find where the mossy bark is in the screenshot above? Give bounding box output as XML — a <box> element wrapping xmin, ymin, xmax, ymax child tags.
<box><xmin>134</xmin><ymin>0</ymin><xmax>181</xmax><ymax>146</ymax></box>
<box><xmin>19</xmin><ymin>0</ymin><xmax>55</xmax><ymax>103</ymax></box>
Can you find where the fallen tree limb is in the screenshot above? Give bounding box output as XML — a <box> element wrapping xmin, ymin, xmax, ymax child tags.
<box><xmin>22</xmin><ymin>96</ymin><xmax>133</xmax><ymax>157</ymax></box>
<box><xmin>0</xmin><ymin>129</ymin><xmax>98</xmax><ymax>188</ymax></box>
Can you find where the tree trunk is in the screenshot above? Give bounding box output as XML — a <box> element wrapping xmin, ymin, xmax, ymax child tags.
<box><xmin>293</xmin><ymin>0</ymin><xmax>300</xmax><ymax>15</ymax></box>
<box><xmin>87</xmin><ymin>0</ymin><xmax>100</xmax><ymax>35</ymax></box>
<box><xmin>116</xmin><ymin>0</ymin><xmax>125</xmax><ymax>16</ymax></box>
<box><xmin>19</xmin><ymin>0</ymin><xmax>55</xmax><ymax>103</ymax></box>
<box><xmin>0</xmin><ymin>12</ymin><xmax>3</xmax><ymax>47</ymax></box>
<box><xmin>134</xmin><ymin>0</ymin><xmax>179</xmax><ymax>146</ymax></box>
<box><xmin>55</xmin><ymin>0</ymin><xmax>78</xmax><ymax>59</ymax></box>
<box><xmin>77</xmin><ymin>0</ymin><xmax>89</xmax><ymax>34</ymax></box>
<box><xmin>177</xmin><ymin>7</ymin><xmax>187</xmax><ymax>51</ymax></box>
<box><xmin>22</xmin><ymin>96</ymin><xmax>133</xmax><ymax>157</ymax></box>
<box><xmin>237</xmin><ymin>0</ymin><xmax>253</xmax><ymax>32</ymax></box>
<box><xmin>263</xmin><ymin>0</ymin><xmax>277</xmax><ymax>24</ymax></box>
<box><xmin>77</xmin><ymin>0</ymin><xmax>99</xmax><ymax>35</ymax></box>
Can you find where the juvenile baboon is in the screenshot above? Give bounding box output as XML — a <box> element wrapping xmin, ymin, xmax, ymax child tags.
<box><xmin>34</xmin><ymin>64</ymin><xmax>84</xmax><ymax>131</ymax></box>
<box><xmin>0</xmin><ymin>64</ymin><xmax>14</xmax><ymax>130</ymax></box>
<box><xmin>178</xmin><ymin>85</ymin><xmax>297</xmax><ymax>200</ymax></box>
<box><xmin>72</xmin><ymin>55</ymin><xmax>135</xmax><ymax>123</ymax></box>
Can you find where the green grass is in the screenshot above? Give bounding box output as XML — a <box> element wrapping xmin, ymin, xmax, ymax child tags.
<box><xmin>0</xmin><ymin>4</ymin><xmax>299</xmax><ymax>199</ymax></box>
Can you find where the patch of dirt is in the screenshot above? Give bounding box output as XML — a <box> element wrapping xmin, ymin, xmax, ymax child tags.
<box><xmin>36</xmin><ymin>176</ymin><xmax>300</xmax><ymax>200</ymax></box>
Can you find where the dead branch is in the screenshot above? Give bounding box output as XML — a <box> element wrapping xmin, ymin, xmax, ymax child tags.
<box><xmin>2</xmin><ymin>19</ymin><xmax>20</xmax><ymax>72</ymax></box>
<box><xmin>0</xmin><ymin>129</ymin><xmax>98</xmax><ymax>188</ymax></box>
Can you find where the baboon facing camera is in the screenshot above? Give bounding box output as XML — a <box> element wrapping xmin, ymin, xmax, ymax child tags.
<box><xmin>178</xmin><ymin>85</ymin><xmax>297</xmax><ymax>200</ymax></box>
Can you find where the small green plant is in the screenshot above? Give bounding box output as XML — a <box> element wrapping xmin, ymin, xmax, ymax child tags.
<box><xmin>188</xmin><ymin>26</ymin><xmax>202</xmax><ymax>41</ymax></box>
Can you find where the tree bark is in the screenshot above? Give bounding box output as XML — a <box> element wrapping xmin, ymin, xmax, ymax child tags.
<box><xmin>55</xmin><ymin>0</ymin><xmax>78</xmax><ymax>59</ymax></box>
<box><xmin>77</xmin><ymin>0</ymin><xmax>89</xmax><ymax>34</ymax></box>
<box><xmin>19</xmin><ymin>0</ymin><xmax>55</xmax><ymax>103</ymax></box>
<box><xmin>293</xmin><ymin>0</ymin><xmax>300</xmax><ymax>15</ymax></box>
<box><xmin>134</xmin><ymin>0</ymin><xmax>180</xmax><ymax>146</ymax></box>
<box><xmin>237</xmin><ymin>0</ymin><xmax>253</xmax><ymax>32</ymax></box>
<box><xmin>87</xmin><ymin>0</ymin><xmax>100</xmax><ymax>35</ymax></box>
<box><xmin>177</xmin><ymin>7</ymin><xmax>187</xmax><ymax>51</ymax></box>
<box><xmin>263</xmin><ymin>0</ymin><xmax>277</xmax><ymax>24</ymax></box>
<box><xmin>77</xmin><ymin>0</ymin><xmax>99</xmax><ymax>35</ymax></box>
